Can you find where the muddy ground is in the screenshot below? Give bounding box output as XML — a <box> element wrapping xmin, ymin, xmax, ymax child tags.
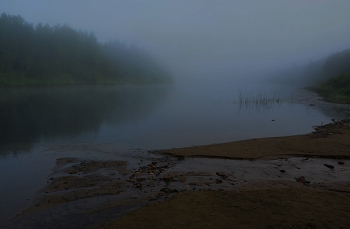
<box><xmin>103</xmin><ymin>182</ymin><xmax>350</xmax><ymax>229</ymax></box>
<box><xmin>5</xmin><ymin>120</ymin><xmax>350</xmax><ymax>229</ymax></box>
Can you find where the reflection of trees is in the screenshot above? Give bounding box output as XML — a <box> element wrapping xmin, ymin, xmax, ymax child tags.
<box><xmin>0</xmin><ymin>85</ymin><xmax>171</xmax><ymax>155</ymax></box>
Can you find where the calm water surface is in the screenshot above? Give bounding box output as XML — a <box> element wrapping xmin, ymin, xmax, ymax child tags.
<box><xmin>1</xmin><ymin>82</ymin><xmax>350</xmax><ymax>221</ymax></box>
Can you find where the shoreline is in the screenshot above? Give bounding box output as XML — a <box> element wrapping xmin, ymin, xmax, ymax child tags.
<box><xmin>155</xmin><ymin>119</ymin><xmax>350</xmax><ymax>160</ymax></box>
<box><xmin>102</xmin><ymin>118</ymin><xmax>350</xmax><ymax>228</ymax></box>
<box><xmin>5</xmin><ymin>120</ymin><xmax>350</xmax><ymax>229</ymax></box>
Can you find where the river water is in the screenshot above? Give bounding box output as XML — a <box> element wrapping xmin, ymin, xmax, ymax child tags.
<box><xmin>1</xmin><ymin>81</ymin><xmax>350</xmax><ymax>225</ymax></box>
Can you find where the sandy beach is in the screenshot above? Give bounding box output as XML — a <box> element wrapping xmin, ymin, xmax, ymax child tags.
<box><xmin>101</xmin><ymin>119</ymin><xmax>350</xmax><ymax>229</ymax></box>
<box><xmin>7</xmin><ymin>120</ymin><xmax>350</xmax><ymax>229</ymax></box>
<box><xmin>156</xmin><ymin>119</ymin><xmax>350</xmax><ymax>160</ymax></box>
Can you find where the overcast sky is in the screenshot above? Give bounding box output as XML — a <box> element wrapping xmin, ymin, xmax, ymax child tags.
<box><xmin>2</xmin><ymin>0</ymin><xmax>350</xmax><ymax>81</ymax></box>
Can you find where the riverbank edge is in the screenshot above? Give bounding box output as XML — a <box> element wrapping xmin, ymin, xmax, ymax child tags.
<box><xmin>99</xmin><ymin>120</ymin><xmax>350</xmax><ymax>229</ymax></box>
<box><xmin>8</xmin><ymin>120</ymin><xmax>350</xmax><ymax>229</ymax></box>
<box><xmin>154</xmin><ymin>119</ymin><xmax>350</xmax><ymax>160</ymax></box>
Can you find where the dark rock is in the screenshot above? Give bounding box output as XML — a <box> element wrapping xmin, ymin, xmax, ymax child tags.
<box><xmin>216</xmin><ymin>172</ymin><xmax>229</xmax><ymax>179</ymax></box>
<box><xmin>160</xmin><ymin>188</ymin><xmax>179</xmax><ymax>194</ymax></box>
<box><xmin>338</xmin><ymin>161</ymin><xmax>345</xmax><ymax>165</ymax></box>
<box><xmin>324</xmin><ymin>164</ymin><xmax>334</xmax><ymax>169</ymax></box>
<box><xmin>280</xmin><ymin>169</ymin><xmax>286</xmax><ymax>173</ymax></box>
<box><xmin>134</xmin><ymin>183</ymin><xmax>142</xmax><ymax>189</ymax></box>
<box><xmin>296</xmin><ymin>176</ymin><xmax>307</xmax><ymax>184</ymax></box>
<box><xmin>162</xmin><ymin>175</ymin><xmax>174</xmax><ymax>183</ymax></box>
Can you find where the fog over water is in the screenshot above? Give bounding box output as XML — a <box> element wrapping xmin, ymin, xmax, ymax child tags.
<box><xmin>2</xmin><ymin>0</ymin><xmax>350</xmax><ymax>82</ymax></box>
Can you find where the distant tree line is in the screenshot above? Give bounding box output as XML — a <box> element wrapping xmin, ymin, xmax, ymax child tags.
<box><xmin>269</xmin><ymin>48</ymin><xmax>350</xmax><ymax>87</ymax></box>
<box><xmin>0</xmin><ymin>13</ymin><xmax>172</xmax><ymax>86</ymax></box>
<box><xmin>303</xmin><ymin>49</ymin><xmax>350</xmax><ymax>84</ymax></box>
<box><xmin>321</xmin><ymin>49</ymin><xmax>350</xmax><ymax>77</ymax></box>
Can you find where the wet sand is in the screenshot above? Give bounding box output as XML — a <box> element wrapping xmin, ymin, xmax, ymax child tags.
<box><xmin>5</xmin><ymin>120</ymin><xmax>350</xmax><ymax>229</ymax></box>
<box><xmin>156</xmin><ymin>119</ymin><xmax>350</xmax><ymax>160</ymax></box>
<box><xmin>103</xmin><ymin>183</ymin><xmax>350</xmax><ymax>229</ymax></box>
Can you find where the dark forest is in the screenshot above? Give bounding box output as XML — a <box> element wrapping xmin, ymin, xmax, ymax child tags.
<box><xmin>0</xmin><ymin>13</ymin><xmax>172</xmax><ymax>87</ymax></box>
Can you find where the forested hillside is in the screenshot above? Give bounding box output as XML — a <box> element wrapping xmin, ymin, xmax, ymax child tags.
<box><xmin>306</xmin><ymin>49</ymin><xmax>350</xmax><ymax>103</ymax></box>
<box><xmin>309</xmin><ymin>72</ymin><xmax>350</xmax><ymax>103</ymax></box>
<box><xmin>322</xmin><ymin>49</ymin><xmax>350</xmax><ymax>77</ymax></box>
<box><xmin>0</xmin><ymin>13</ymin><xmax>172</xmax><ymax>86</ymax></box>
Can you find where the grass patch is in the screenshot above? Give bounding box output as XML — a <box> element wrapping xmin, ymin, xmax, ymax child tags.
<box><xmin>237</xmin><ymin>90</ymin><xmax>282</xmax><ymax>106</ymax></box>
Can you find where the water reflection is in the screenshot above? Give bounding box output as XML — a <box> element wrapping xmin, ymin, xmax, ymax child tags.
<box><xmin>311</xmin><ymin>103</ymin><xmax>350</xmax><ymax>121</ymax></box>
<box><xmin>0</xmin><ymin>85</ymin><xmax>172</xmax><ymax>156</ymax></box>
<box><xmin>1</xmin><ymin>83</ymin><xmax>349</xmax><ymax>157</ymax></box>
